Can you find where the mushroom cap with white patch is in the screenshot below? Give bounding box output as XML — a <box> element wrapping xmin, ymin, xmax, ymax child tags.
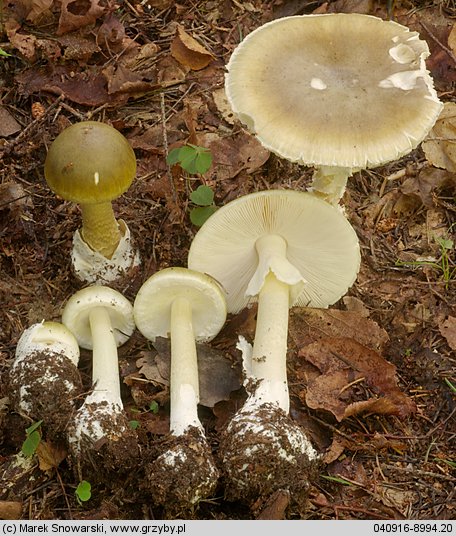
<box><xmin>225</xmin><ymin>13</ymin><xmax>443</xmax><ymax>169</ymax></box>
<box><xmin>15</xmin><ymin>321</ymin><xmax>80</xmax><ymax>367</ymax></box>
<box><xmin>133</xmin><ymin>267</ymin><xmax>227</xmax><ymax>342</ymax></box>
<box><xmin>187</xmin><ymin>189</ymin><xmax>360</xmax><ymax>314</ymax></box>
<box><xmin>61</xmin><ymin>286</ymin><xmax>135</xmax><ymax>350</ymax></box>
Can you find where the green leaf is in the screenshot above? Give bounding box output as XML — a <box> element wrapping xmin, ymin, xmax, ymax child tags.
<box><xmin>0</xmin><ymin>49</ymin><xmax>11</xmax><ymax>57</ymax></box>
<box><xmin>320</xmin><ymin>474</ymin><xmax>355</xmax><ymax>486</ymax></box>
<box><xmin>190</xmin><ymin>206</ymin><xmax>217</xmax><ymax>227</ymax></box>
<box><xmin>178</xmin><ymin>146</ymin><xmax>200</xmax><ymax>174</ymax></box>
<box><xmin>75</xmin><ymin>480</ymin><xmax>92</xmax><ymax>502</ymax></box>
<box><xmin>190</xmin><ymin>185</ymin><xmax>214</xmax><ymax>206</ymax></box>
<box><xmin>129</xmin><ymin>420</ymin><xmax>140</xmax><ymax>430</ymax></box>
<box><xmin>437</xmin><ymin>237</ymin><xmax>454</xmax><ymax>251</ymax></box>
<box><xmin>21</xmin><ymin>431</ymin><xmax>41</xmax><ymax>457</ymax></box>
<box><xmin>148</xmin><ymin>401</ymin><xmax>159</xmax><ymax>414</ymax></box>
<box><xmin>166</xmin><ymin>147</ymin><xmax>182</xmax><ymax>166</ymax></box>
<box><xmin>194</xmin><ymin>150</ymin><xmax>212</xmax><ymax>174</ymax></box>
<box><xmin>26</xmin><ymin>420</ymin><xmax>43</xmax><ymax>435</ymax></box>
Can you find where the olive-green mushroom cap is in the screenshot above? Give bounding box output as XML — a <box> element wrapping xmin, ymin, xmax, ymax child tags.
<box><xmin>44</xmin><ymin>121</ymin><xmax>136</xmax><ymax>204</ymax></box>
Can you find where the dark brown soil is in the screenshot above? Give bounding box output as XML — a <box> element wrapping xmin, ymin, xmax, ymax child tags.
<box><xmin>0</xmin><ymin>0</ymin><xmax>455</xmax><ymax>522</ymax></box>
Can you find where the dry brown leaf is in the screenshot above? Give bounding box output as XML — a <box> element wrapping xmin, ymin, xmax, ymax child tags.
<box><xmin>144</xmin><ymin>337</ymin><xmax>242</xmax><ymax>408</ymax></box>
<box><xmin>422</xmin><ymin>102</ymin><xmax>456</xmax><ymax>172</ymax></box>
<box><xmin>448</xmin><ymin>23</ymin><xmax>456</xmax><ymax>56</ymax></box>
<box><xmin>0</xmin><ymin>108</ymin><xmax>21</xmax><ymax>137</ymax></box>
<box><xmin>170</xmin><ymin>25</ymin><xmax>214</xmax><ymax>71</ymax></box>
<box><xmin>212</xmin><ymin>87</ymin><xmax>236</xmax><ymax>125</ymax></box>
<box><xmin>439</xmin><ymin>316</ymin><xmax>456</xmax><ymax>350</ymax></box>
<box><xmin>57</xmin><ymin>0</ymin><xmax>106</xmax><ymax>35</ymax></box>
<box><xmin>289</xmin><ymin>308</ymin><xmax>389</xmax><ymax>352</ymax></box>
<box><xmin>400</xmin><ymin>168</ymin><xmax>456</xmax><ymax>208</ymax></box>
<box><xmin>300</xmin><ymin>337</ymin><xmax>417</xmax><ymax>422</ymax></box>
<box><xmin>36</xmin><ymin>441</ymin><xmax>67</xmax><ymax>471</ymax></box>
<box><xmin>0</xmin><ymin>500</ymin><xmax>22</xmax><ymax>520</ymax></box>
<box><xmin>196</xmin><ymin>130</ymin><xmax>270</xmax><ymax>181</ymax></box>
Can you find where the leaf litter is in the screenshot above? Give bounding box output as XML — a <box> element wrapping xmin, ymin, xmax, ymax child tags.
<box><xmin>0</xmin><ymin>0</ymin><xmax>455</xmax><ymax>522</ymax></box>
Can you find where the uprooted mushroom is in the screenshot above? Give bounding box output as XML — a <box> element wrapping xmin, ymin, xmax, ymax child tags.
<box><xmin>61</xmin><ymin>285</ymin><xmax>138</xmax><ymax>479</ymax></box>
<box><xmin>225</xmin><ymin>13</ymin><xmax>443</xmax><ymax>206</ymax></box>
<box><xmin>188</xmin><ymin>189</ymin><xmax>360</xmax><ymax>505</ymax></box>
<box><xmin>134</xmin><ymin>267</ymin><xmax>227</xmax><ymax>513</ymax></box>
<box><xmin>45</xmin><ymin>121</ymin><xmax>140</xmax><ymax>284</ymax></box>
<box><xmin>9</xmin><ymin>321</ymin><xmax>82</xmax><ymax>438</ymax></box>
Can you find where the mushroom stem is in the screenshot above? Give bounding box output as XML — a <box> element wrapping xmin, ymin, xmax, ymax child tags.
<box><xmin>88</xmin><ymin>305</ymin><xmax>122</xmax><ymax>405</ymax></box>
<box><xmin>308</xmin><ymin>166</ymin><xmax>353</xmax><ymax>206</ymax></box>
<box><xmin>169</xmin><ymin>296</ymin><xmax>201</xmax><ymax>436</ymax></box>
<box><xmin>250</xmin><ymin>271</ymin><xmax>290</xmax><ymax>413</ymax></box>
<box><xmin>80</xmin><ymin>202</ymin><xmax>121</xmax><ymax>259</ymax></box>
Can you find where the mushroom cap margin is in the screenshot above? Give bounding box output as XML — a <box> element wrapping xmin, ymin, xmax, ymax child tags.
<box><xmin>133</xmin><ymin>267</ymin><xmax>227</xmax><ymax>343</ymax></box>
<box><xmin>187</xmin><ymin>189</ymin><xmax>361</xmax><ymax>313</ymax></box>
<box><xmin>61</xmin><ymin>286</ymin><xmax>135</xmax><ymax>350</ymax></box>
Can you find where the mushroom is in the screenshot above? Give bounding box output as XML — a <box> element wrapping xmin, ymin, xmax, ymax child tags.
<box><xmin>61</xmin><ymin>286</ymin><xmax>138</xmax><ymax>478</ymax></box>
<box><xmin>133</xmin><ymin>267</ymin><xmax>227</xmax><ymax>512</ymax></box>
<box><xmin>9</xmin><ymin>321</ymin><xmax>82</xmax><ymax>438</ymax></box>
<box><xmin>187</xmin><ymin>189</ymin><xmax>360</xmax><ymax>504</ymax></box>
<box><xmin>225</xmin><ymin>13</ymin><xmax>443</xmax><ymax>206</ymax></box>
<box><xmin>44</xmin><ymin>121</ymin><xmax>140</xmax><ymax>284</ymax></box>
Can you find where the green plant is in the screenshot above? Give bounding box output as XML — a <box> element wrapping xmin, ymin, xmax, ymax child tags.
<box><xmin>189</xmin><ymin>185</ymin><xmax>217</xmax><ymax>226</ymax></box>
<box><xmin>396</xmin><ymin>236</ymin><xmax>456</xmax><ymax>288</ymax></box>
<box><xmin>129</xmin><ymin>400</ymin><xmax>160</xmax><ymax>429</ymax></box>
<box><xmin>0</xmin><ymin>49</ymin><xmax>11</xmax><ymax>57</ymax></box>
<box><xmin>21</xmin><ymin>420</ymin><xmax>43</xmax><ymax>457</ymax></box>
<box><xmin>166</xmin><ymin>144</ymin><xmax>216</xmax><ymax>226</ymax></box>
<box><xmin>167</xmin><ymin>144</ymin><xmax>212</xmax><ymax>175</ymax></box>
<box><xmin>75</xmin><ymin>480</ymin><xmax>91</xmax><ymax>503</ymax></box>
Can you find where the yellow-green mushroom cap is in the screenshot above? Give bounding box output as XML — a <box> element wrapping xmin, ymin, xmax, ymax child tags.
<box><xmin>44</xmin><ymin>121</ymin><xmax>136</xmax><ymax>204</ymax></box>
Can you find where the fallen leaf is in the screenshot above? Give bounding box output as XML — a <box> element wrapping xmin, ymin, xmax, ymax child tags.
<box><xmin>0</xmin><ymin>500</ymin><xmax>22</xmax><ymax>520</ymax></box>
<box><xmin>36</xmin><ymin>441</ymin><xmax>67</xmax><ymax>471</ymax></box>
<box><xmin>26</xmin><ymin>0</ymin><xmax>53</xmax><ymax>23</ymax></box>
<box><xmin>255</xmin><ymin>490</ymin><xmax>290</xmax><ymax>520</ymax></box>
<box><xmin>212</xmin><ymin>87</ymin><xmax>236</xmax><ymax>125</ymax></box>
<box><xmin>0</xmin><ymin>107</ymin><xmax>21</xmax><ymax>137</ymax></box>
<box><xmin>439</xmin><ymin>316</ymin><xmax>456</xmax><ymax>350</ymax></box>
<box><xmin>0</xmin><ymin>182</ymin><xmax>34</xmax><ymax>216</ymax></box>
<box><xmin>422</xmin><ymin>102</ymin><xmax>456</xmax><ymax>172</ymax></box>
<box><xmin>57</xmin><ymin>0</ymin><xmax>106</xmax><ymax>35</ymax></box>
<box><xmin>145</xmin><ymin>337</ymin><xmax>242</xmax><ymax>407</ymax></box>
<box><xmin>299</xmin><ymin>337</ymin><xmax>417</xmax><ymax>422</ymax></box>
<box><xmin>170</xmin><ymin>24</ymin><xmax>214</xmax><ymax>71</ymax></box>
<box><xmin>289</xmin><ymin>308</ymin><xmax>389</xmax><ymax>352</ymax></box>
<box><xmin>196</xmin><ymin>130</ymin><xmax>270</xmax><ymax>181</ymax></box>
<box><xmin>400</xmin><ymin>167</ymin><xmax>456</xmax><ymax>208</ymax></box>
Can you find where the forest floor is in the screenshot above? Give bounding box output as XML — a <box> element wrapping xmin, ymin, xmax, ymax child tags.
<box><xmin>0</xmin><ymin>0</ymin><xmax>455</xmax><ymax>522</ymax></box>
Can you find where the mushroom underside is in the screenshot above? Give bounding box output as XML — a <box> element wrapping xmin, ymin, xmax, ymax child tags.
<box><xmin>219</xmin><ymin>404</ymin><xmax>320</xmax><ymax>505</ymax></box>
<box><xmin>146</xmin><ymin>426</ymin><xmax>219</xmax><ymax>514</ymax></box>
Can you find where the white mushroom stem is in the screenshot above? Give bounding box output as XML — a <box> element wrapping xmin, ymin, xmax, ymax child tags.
<box><xmin>245</xmin><ymin>234</ymin><xmax>301</xmax><ymax>413</ymax></box>
<box><xmin>169</xmin><ymin>296</ymin><xmax>201</xmax><ymax>436</ymax></box>
<box><xmin>250</xmin><ymin>272</ymin><xmax>290</xmax><ymax>412</ymax></box>
<box><xmin>308</xmin><ymin>166</ymin><xmax>354</xmax><ymax>206</ymax></box>
<box><xmin>87</xmin><ymin>306</ymin><xmax>122</xmax><ymax>406</ymax></box>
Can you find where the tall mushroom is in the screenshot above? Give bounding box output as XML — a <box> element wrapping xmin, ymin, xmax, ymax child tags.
<box><xmin>61</xmin><ymin>286</ymin><xmax>138</xmax><ymax>478</ymax></box>
<box><xmin>9</xmin><ymin>321</ymin><xmax>82</xmax><ymax>438</ymax></box>
<box><xmin>188</xmin><ymin>189</ymin><xmax>360</xmax><ymax>503</ymax></box>
<box><xmin>45</xmin><ymin>121</ymin><xmax>140</xmax><ymax>284</ymax></box>
<box><xmin>225</xmin><ymin>13</ymin><xmax>443</xmax><ymax>206</ymax></box>
<box><xmin>133</xmin><ymin>267</ymin><xmax>227</xmax><ymax>513</ymax></box>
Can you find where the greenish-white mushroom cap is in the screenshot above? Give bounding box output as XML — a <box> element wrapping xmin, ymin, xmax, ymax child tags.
<box><xmin>187</xmin><ymin>189</ymin><xmax>360</xmax><ymax>314</ymax></box>
<box><xmin>225</xmin><ymin>13</ymin><xmax>443</xmax><ymax>169</ymax></box>
<box><xmin>134</xmin><ymin>267</ymin><xmax>227</xmax><ymax>342</ymax></box>
<box><xmin>62</xmin><ymin>286</ymin><xmax>135</xmax><ymax>350</ymax></box>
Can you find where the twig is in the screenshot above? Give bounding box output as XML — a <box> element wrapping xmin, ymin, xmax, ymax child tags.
<box><xmin>420</xmin><ymin>21</ymin><xmax>456</xmax><ymax>64</ymax></box>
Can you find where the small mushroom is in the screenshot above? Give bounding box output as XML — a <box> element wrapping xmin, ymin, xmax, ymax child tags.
<box><xmin>133</xmin><ymin>267</ymin><xmax>227</xmax><ymax>512</ymax></box>
<box><xmin>225</xmin><ymin>14</ymin><xmax>443</xmax><ymax>206</ymax></box>
<box><xmin>9</xmin><ymin>321</ymin><xmax>82</xmax><ymax>438</ymax></box>
<box><xmin>61</xmin><ymin>286</ymin><xmax>138</xmax><ymax>478</ymax></box>
<box><xmin>188</xmin><ymin>189</ymin><xmax>360</xmax><ymax>504</ymax></box>
<box><xmin>44</xmin><ymin>121</ymin><xmax>140</xmax><ymax>284</ymax></box>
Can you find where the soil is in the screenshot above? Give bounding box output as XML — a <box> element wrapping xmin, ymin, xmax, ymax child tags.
<box><xmin>0</xmin><ymin>0</ymin><xmax>455</xmax><ymax>522</ymax></box>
